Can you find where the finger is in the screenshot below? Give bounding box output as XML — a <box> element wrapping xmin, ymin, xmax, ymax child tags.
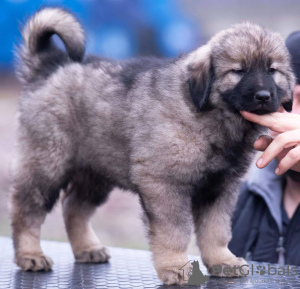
<box><xmin>240</xmin><ymin>111</ymin><xmax>275</xmax><ymax>127</ymax></box>
<box><xmin>240</xmin><ymin>111</ymin><xmax>300</xmax><ymax>133</ymax></box>
<box><xmin>256</xmin><ymin>129</ymin><xmax>300</xmax><ymax>168</ymax></box>
<box><xmin>275</xmin><ymin>145</ymin><xmax>300</xmax><ymax>175</ymax></box>
<box><xmin>254</xmin><ymin>135</ymin><xmax>273</xmax><ymax>151</ymax></box>
<box><xmin>276</xmin><ymin>148</ymin><xmax>292</xmax><ymax>162</ymax></box>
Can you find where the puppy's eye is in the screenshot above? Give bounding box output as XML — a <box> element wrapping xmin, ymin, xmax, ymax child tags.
<box><xmin>231</xmin><ymin>69</ymin><xmax>245</xmax><ymax>74</ymax></box>
<box><xmin>269</xmin><ymin>67</ymin><xmax>276</xmax><ymax>73</ymax></box>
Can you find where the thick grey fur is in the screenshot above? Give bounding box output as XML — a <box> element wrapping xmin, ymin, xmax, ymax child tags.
<box><xmin>10</xmin><ymin>7</ymin><xmax>295</xmax><ymax>285</ymax></box>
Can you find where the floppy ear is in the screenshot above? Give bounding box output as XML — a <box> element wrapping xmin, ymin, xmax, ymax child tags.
<box><xmin>282</xmin><ymin>94</ymin><xmax>293</xmax><ymax>112</ymax></box>
<box><xmin>187</xmin><ymin>45</ymin><xmax>215</xmax><ymax>112</ymax></box>
<box><xmin>282</xmin><ymin>68</ymin><xmax>296</xmax><ymax>112</ymax></box>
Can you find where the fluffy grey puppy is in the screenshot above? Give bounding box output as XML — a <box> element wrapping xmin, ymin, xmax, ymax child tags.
<box><xmin>10</xmin><ymin>8</ymin><xmax>295</xmax><ymax>285</ymax></box>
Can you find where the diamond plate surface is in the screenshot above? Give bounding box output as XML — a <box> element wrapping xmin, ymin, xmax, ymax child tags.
<box><xmin>0</xmin><ymin>237</ymin><xmax>300</xmax><ymax>288</ymax></box>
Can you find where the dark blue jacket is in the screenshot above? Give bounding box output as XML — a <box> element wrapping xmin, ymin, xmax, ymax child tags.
<box><xmin>229</xmin><ymin>160</ymin><xmax>300</xmax><ymax>266</ymax></box>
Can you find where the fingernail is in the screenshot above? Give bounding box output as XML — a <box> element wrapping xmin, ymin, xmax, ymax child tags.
<box><xmin>257</xmin><ymin>158</ymin><xmax>263</xmax><ymax>167</ymax></box>
<box><xmin>275</xmin><ymin>167</ymin><xmax>280</xmax><ymax>175</ymax></box>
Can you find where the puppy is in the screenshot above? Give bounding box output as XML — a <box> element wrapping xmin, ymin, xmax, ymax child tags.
<box><xmin>11</xmin><ymin>8</ymin><xmax>295</xmax><ymax>285</ymax></box>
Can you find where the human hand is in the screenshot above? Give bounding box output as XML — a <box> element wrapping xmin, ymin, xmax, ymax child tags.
<box><xmin>240</xmin><ymin>111</ymin><xmax>300</xmax><ymax>175</ymax></box>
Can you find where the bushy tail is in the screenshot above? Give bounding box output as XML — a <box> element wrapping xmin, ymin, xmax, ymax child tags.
<box><xmin>17</xmin><ymin>8</ymin><xmax>85</xmax><ymax>84</ymax></box>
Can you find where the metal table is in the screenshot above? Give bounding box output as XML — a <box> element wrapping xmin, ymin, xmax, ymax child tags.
<box><xmin>0</xmin><ymin>237</ymin><xmax>299</xmax><ymax>288</ymax></box>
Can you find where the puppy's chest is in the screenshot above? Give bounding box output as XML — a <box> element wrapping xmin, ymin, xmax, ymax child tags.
<box><xmin>167</xmin><ymin>121</ymin><xmax>257</xmax><ymax>181</ymax></box>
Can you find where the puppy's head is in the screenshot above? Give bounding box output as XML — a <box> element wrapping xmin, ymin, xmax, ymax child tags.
<box><xmin>187</xmin><ymin>23</ymin><xmax>295</xmax><ymax>114</ymax></box>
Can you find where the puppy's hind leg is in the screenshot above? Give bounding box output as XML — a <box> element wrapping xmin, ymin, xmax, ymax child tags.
<box><xmin>62</xmin><ymin>170</ymin><xmax>112</xmax><ymax>263</ymax></box>
<box><xmin>11</xmin><ymin>188</ymin><xmax>54</xmax><ymax>271</ymax></box>
<box><xmin>10</xmin><ymin>151</ymin><xmax>69</xmax><ymax>271</ymax></box>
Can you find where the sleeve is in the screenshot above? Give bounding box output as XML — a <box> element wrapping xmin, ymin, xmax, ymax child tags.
<box><xmin>229</xmin><ymin>181</ymin><xmax>259</xmax><ymax>258</ymax></box>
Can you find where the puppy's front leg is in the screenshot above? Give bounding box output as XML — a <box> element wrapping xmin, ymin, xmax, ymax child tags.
<box><xmin>62</xmin><ymin>189</ymin><xmax>110</xmax><ymax>264</ymax></box>
<box><xmin>192</xmin><ymin>182</ymin><xmax>248</xmax><ymax>277</ymax></box>
<box><xmin>139</xmin><ymin>182</ymin><xmax>192</xmax><ymax>285</ymax></box>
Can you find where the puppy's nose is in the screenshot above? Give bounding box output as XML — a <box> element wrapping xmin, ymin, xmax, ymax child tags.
<box><xmin>254</xmin><ymin>90</ymin><xmax>271</xmax><ymax>103</ymax></box>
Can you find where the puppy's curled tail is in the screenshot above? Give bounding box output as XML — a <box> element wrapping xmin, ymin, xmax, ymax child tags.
<box><xmin>17</xmin><ymin>8</ymin><xmax>85</xmax><ymax>84</ymax></box>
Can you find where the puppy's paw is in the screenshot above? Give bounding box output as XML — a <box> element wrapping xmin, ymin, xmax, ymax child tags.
<box><xmin>208</xmin><ymin>257</ymin><xmax>248</xmax><ymax>277</ymax></box>
<box><xmin>157</xmin><ymin>267</ymin><xmax>185</xmax><ymax>285</ymax></box>
<box><xmin>75</xmin><ymin>247</ymin><xmax>110</xmax><ymax>263</ymax></box>
<box><xmin>156</xmin><ymin>264</ymin><xmax>192</xmax><ymax>285</ymax></box>
<box><xmin>15</xmin><ymin>253</ymin><xmax>53</xmax><ymax>271</ymax></box>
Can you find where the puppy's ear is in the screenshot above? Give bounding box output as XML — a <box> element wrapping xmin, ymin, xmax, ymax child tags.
<box><xmin>282</xmin><ymin>68</ymin><xmax>296</xmax><ymax>112</ymax></box>
<box><xmin>187</xmin><ymin>45</ymin><xmax>215</xmax><ymax>111</ymax></box>
<box><xmin>282</xmin><ymin>95</ymin><xmax>293</xmax><ymax>112</ymax></box>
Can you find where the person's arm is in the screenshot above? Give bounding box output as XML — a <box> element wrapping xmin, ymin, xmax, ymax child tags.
<box><xmin>240</xmin><ymin>111</ymin><xmax>300</xmax><ymax>175</ymax></box>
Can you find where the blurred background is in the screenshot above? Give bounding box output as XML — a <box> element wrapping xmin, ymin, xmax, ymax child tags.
<box><xmin>0</xmin><ymin>0</ymin><xmax>300</xmax><ymax>254</ymax></box>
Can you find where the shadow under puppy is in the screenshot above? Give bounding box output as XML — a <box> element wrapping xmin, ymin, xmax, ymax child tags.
<box><xmin>11</xmin><ymin>8</ymin><xmax>295</xmax><ymax>285</ymax></box>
